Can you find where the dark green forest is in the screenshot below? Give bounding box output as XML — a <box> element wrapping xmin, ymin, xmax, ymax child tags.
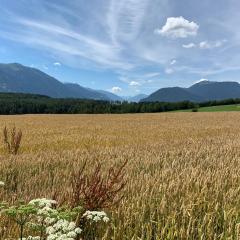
<box><xmin>0</xmin><ymin>92</ymin><xmax>240</xmax><ymax>114</ymax></box>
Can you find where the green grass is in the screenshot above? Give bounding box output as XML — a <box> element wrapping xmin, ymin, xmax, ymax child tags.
<box><xmin>177</xmin><ymin>104</ymin><xmax>240</xmax><ymax>112</ymax></box>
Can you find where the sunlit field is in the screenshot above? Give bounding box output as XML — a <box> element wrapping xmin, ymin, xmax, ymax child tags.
<box><xmin>1</xmin><ymin>113</ymin><xmax>240</xmax><ymax>239</ymax></box>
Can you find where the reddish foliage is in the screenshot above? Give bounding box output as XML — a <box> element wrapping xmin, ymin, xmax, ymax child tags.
<box><xmin>70</xmin><ymin>159</ymin><xmax>128</xmax><ymax>210</ymax></box>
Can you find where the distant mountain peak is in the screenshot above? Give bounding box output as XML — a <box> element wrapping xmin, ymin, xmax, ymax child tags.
<box><xmin>142</xmin><ymin>80</ymin><xmax>240</xmax><ymax>102</ymax></box>
<box><xmin>1</xmin><ymin>63</ymin><xmax>24</xmax><ymax>71</ymax></box>
<box><xmin>0</xmin><ymin>62</ymin><xmax>122</xmax><ymax>101</ymax></box>
<box><xmin>194</xmin><ymin>79</ymin><xmax>211</xmax><ymax>85</ymax></box>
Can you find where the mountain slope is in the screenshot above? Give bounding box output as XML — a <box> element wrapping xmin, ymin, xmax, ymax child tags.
<box><xmin>64</xmin><ymin>83</ymin><xmax>110</xmax><ymax>100</ymax></box>
<box><xmin>0</xmin><ymin>63</ymin><xmax>74</xmax><ymax>98</ymax></box>
<box><xmin>96</xmin><ymin>90</ymin><xmax>123</xmax><ymax>101</ymax></box>
<box><xmin>142</xmin><ymin>81</ymin><xmax>240</xmax><ymax>102</ymax></box>
<box><xmin>188</xmin><ymin>80</ymin><xmax>240</xmax><ymax>100</ymax></box>
<box><xmin>142</xmin><ymin>87</ymin><xmax>203</xmax><ymax>102</ymax></box>
<box><xmin>0</xmin><ymin>63</ymin><xmax>118</xmax><ymax>101</ymax></box>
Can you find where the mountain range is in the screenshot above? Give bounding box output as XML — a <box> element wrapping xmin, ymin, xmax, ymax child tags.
<box><xmin>0</xmin><ymin>63</ymin><xmax>128</xmax><ymax>101</ymax></box>
<box><xmin>1</xmin><ymin>63</ymin><xmax>240</xmax><ymax>103</ymax></box>
<box><xmin>142</xmin><ymin>80</ymin><xmax>240</xmax><ymax>102</ymax></box>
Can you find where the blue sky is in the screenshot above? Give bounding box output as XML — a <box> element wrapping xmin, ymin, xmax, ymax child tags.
<box><xmin>0</xmin><ymin>0</ymin><xmax>239</xmax><ymax>96</ymax></box>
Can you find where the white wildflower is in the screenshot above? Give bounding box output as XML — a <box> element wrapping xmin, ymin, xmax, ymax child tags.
<box><xmin>75</xmin><ymin>228</ymin><xmax>82</xmax><ymax>234</ymax></box>
<box><xmin>82</xmin><ymin>210</ymin><xmax>109</xmax><ymax>223</ymax></box>
<box><xmin>67</xmin><ymin>231</ymin><xmax>77</xmax><ymax>238</ymax></box>
<box><xmin>46</xmin><ymin>219</ymin><xmax>82</xmax><ymax>240</ymax></box>
<box><xmin>29</xmin><ymin>198</ymin><xmax>57</xmax><ymax>208</ymax></box>
<box><xmin>103</xmin><ymin>216</ymin><xmax>110</xmax><ymax>223</ymax></box>
<box><xmin>45</xmin><ymin>217</ymin><xmax>56</xmax><ymax>225</ymax></box>
<box><xmin>0</xmin><ymin>181</ymin><xmax>4</xmax><ymax>187</ymax></box>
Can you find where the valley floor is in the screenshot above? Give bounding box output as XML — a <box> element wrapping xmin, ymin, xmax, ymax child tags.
<box><xmin>1</xmin><ymin>113</ymin><xmax>240</xmax><ymax>239</ymax></box>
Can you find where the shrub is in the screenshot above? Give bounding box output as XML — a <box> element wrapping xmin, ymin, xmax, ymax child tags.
<box><xmin>70</xmin><ymin>160</ymin><xmax>128</xmax><ymax>210</ymax></box>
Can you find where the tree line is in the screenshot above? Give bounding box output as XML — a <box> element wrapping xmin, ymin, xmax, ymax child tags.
<box><xmin>0</xmin><ymin>93</ymin><xmax>240</xmax><ymax>114</ymax></box>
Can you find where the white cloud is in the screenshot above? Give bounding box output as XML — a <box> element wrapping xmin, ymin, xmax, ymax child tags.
<box><xmin>170</xmin><ymin>59</ymin><xmax>176</xmax><ymax>65</ymax></box>
<box><xmin>107</xmin><ymin>0</ymin><xmax>149</xmax><ymax>43</ymax></box>
<box><xmin>53</xmin><ymin>62</ymin><xmax>61</xmax><ymax>66</ymax></box>
<box><xmin>199</xmin><ymin>41</ymin><xmax>211</xmax><ymax>49</ymax></box>
<box><xmin>182</xmin><ymin>40</ymin><xmax>226</xmax><ymax>50</ymax></box>
<box><xmin>1</xmin><ymin>1</ymin><xmax>236</xmax><ymax>91</ymax></box>
<box><xmin>155</xmin><ymin>16</ymin><xmax>199</xmax><ymax>38</ymax></box>
<box><xmin>182</xmin><ymin>43</ymin><xmax>196</xmax><ymax>48</ymax></box>
<box><xmin>199</xmin><ymin>40</ymin><xmax>227</xmax><ymax>49</ymax></box>
<box><xmin>3</xmin><ymin>17</ymin><xmax>132</xmax><ymax>70</ymax></box>
<box><xmin>143</xmin><ymin>72</ymin><xmax>161</xmax><ymax>78</ymax></box>
<box><xmin>129</xmin><ymin>81</ymin><xmax>141</xmax><ymax>86</ymax></box>
<box><xmin>111</xmin><ymin>86</ymin><xmax>122</xmax><ymax>93</ymax></box>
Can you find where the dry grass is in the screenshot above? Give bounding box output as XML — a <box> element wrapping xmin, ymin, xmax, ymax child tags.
<box><xmin>1</xmin><ymin>113</ymin><xmax>240</xmax><ymax>239</ymax></box>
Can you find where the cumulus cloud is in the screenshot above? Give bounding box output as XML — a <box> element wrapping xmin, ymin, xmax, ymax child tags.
<box><xmin>199</xmin><ymin>40</ymin><xmax>226</xmax><ymax>49</ymax></box>
<box><xmin>155</xmin><ymin>16</ymin><xmax>199</xmax><ymax>38</ymax></box>
<box><xmin>129</xmin><ymin>81</ymin><xmax>141</xmax><ymax>86</ymax></box>
<box><xmin>182</xmin><ymin>43</ymin><xmax>196</xmax><ymax>48</ymax></box>
<box><xmin>53</xmin><ymin>62</ymin><xmax>61</xmax><ymax>66</ymax></box>
<box><xmin>111</xmin><ymin>86</ymin><xmax>122</xmax><ymax>93</ymax></box>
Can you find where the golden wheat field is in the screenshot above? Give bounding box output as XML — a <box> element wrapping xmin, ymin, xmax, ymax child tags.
<box><xmin>1</xmin><ymin>112</ymin><xmax>240</xmax><ymax>239</ymax></box>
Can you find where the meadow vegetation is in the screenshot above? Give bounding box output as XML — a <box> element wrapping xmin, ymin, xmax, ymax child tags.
<box><xmin>177</xmin><ymin>104</ymin><xmax>240</xmax><ymax>112</ymax></box>
<box><xmin>0</xmin><ymin>113</ymin><xmax>240</xmax><ymax>239</ymax></box>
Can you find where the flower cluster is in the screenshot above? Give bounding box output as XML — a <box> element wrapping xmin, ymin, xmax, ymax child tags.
<box><xmin>82</xmin><ymin>210</ymin><xmax>109</xmax><ymax>223</ymax></box>
<box><xmin>28</xmin><ymin>198</ymin><xmax>82</xmax><ymax>240</ymax></box>
<box><xmin>46</xmin><ymin>219</ymin><xmax>82</xmax><ymax>240</ymax></box>
<box><xmin>29</xmin><ymin>198</ymin><xmax>58</xmax><ymax>224</ymax></box>
<box><xmin>29</xmin><ymin>198</ymin><xmax>57</xmax><ymax>208</ymax></box>
<box><xmin>1</xmin><ymin>197</ymin><xmax>110</xmax><ymax>240</ymax></box>
<box><xmin>0</xmin><ymin>181</ymin><xmax>4</xmax><ymax>187</ymax></box>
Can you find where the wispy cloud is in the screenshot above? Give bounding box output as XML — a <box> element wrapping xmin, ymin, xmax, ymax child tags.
<box><xmin>107</xmin><ymin>0</ymin><xmax>150</xmax><ymax>44</ymax></box>
<box><xmin>182</xmin><ymin>43</ymin><xmax>196</xmax><ymax>48</ymax></box>
<box><xmin>1</xmin><ymin>0</ymin><xmax>240</xmax><ymax>94</ymax></box>
<box><xmin>199</xmin><ymin>40</ymin><xmax>227</xmax><ymax>49</ymax></box>
<box><xmin>143</xmin><ymin>72</ymin><xmax>161</xmax><ymax>78</ymax></box>
<box><xmin>165</xmin><ymin>68</ymin><xmax>174</xmax><ymax>74</ymax></box>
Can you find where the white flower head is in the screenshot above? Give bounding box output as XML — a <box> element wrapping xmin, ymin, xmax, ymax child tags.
<box><xmin>29</xmin><ymin>198</ymin><xmax>57</xmax><ymax>208</ymax></box>
<box><xmin>82</xmin><ymin>210</ymin><xmax>110</xmax><ymax>223</ymax></box>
